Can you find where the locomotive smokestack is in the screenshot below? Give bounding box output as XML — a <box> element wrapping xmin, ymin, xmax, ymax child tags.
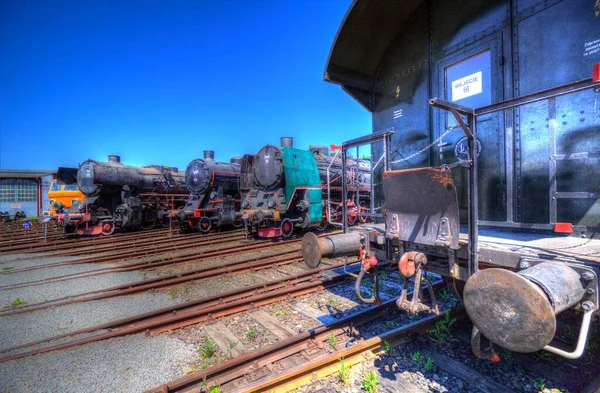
<box><xmin>310</xmin><ymin>145</ymin><xmax>329</xmax><ymax>156</ymax></box>
<box><xmin>230</xmin><ymin>157</ymin><xmax>242</xmax><ymax>165</ymax></box>
<box><xmin>108</xmin><ymin>155</ymin><xmax>121</xmax><ymax>163</ymax></box>
<box><xmin>203</xmin><ymin>150</ymin><xmax>215</xmax><ymax>160</ymax></box>
<box><xmin>280</xmin><ymin>137</ymin><xmax>293</xmax><ymax>148</ymax></box>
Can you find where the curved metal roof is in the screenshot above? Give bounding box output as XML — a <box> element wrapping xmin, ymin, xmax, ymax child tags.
<box><xmin>324</xmin><ymin>0</ymin><xmax>425</xmax><ymax>110</ymax></box>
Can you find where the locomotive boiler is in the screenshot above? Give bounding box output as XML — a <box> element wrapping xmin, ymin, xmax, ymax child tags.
<box><xmin>60</xmin><ymin>155</ymin><xmax>188</xmax><ymax>235</ymax></box>
<box><xmin>241</xmin><ymin>137</ymin><xmax>372</xmax><ymax>238</ymax></box>
<box><xmin>303</xmin><ymin>0</ymin><xmax>600</xmax><ymax>362</ymax></box>
<box><xmin>175</xmin><ymin>151</ymin><xmax>242</xmax><ymax>233</ymax></box>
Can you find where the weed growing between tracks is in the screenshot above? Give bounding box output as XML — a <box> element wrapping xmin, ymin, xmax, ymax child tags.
<box><xmin>7</xmin><ymin>297</ymin><xmax>27</xmax><ymax>308</ymax></box>
<box><xmin>426</xmin><ymin>312</ymin><xmax>459</xmax><ymax>344</ymax></box>
<box><xmin>361</xmin><ymin>370</ymin><xmax>380</xmax><ymax>393</ymax></box>
<box><xmin>337</xmin><ymin>358</ymin><xmax>349</xmax><ymax>385</ymax></box>
<box><xmin>199</xmin><ymin>337</ymin><xmax>217</xmax><ymax>359</ymax></box>
<box><xmin>328</xmin><ymin>333</ymin><xmax>337</xmax><ymax>351</ymax></box>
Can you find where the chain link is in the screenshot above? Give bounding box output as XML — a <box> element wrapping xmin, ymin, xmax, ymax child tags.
<box><xmin>390</xmin><ymin>123</ymin><xmax>460</xmax><ymax>164</ymax></box>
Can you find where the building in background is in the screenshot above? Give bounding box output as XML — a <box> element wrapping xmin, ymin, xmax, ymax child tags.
<box><xmin>0</xmin><ymin>170</ymin><xmax>56</xmax><ymax>218</ymax></box>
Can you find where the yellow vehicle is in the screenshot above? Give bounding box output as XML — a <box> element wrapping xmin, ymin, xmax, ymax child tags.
<box><xmin>48</xmin><ymin>181</ymin><xmax>85</xmax><ymax>216</ymax></box>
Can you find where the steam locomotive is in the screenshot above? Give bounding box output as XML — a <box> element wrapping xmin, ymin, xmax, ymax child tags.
<box><xmin>240</xmin><ymin>137</ymin><xmax>372</xmax><ymax>238</ymax></box>
<box><xmin>174</xmin><ymin>150</ymin><xmax>243</xmax><ymax>233</ymax></box>
<box><xmin>306</xmin><ymin>0</ymin><xmax>600</xmax><ymax>363</ymax></box>
<box><xmin>57</xmin><ymin>155</ymin><xmax>188</xmax><ymax>236</ymax></box>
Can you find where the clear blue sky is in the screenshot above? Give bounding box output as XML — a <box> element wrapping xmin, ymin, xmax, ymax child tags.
<box><xmin>0</xmin><ymin>0</ymin><xmax>371</xmax><ymax>171</ymax></box>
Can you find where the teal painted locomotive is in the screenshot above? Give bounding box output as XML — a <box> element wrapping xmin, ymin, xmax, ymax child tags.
<box><xmin>240</xmin><ymin>137</ymin><xmax>371</xmax><ymax>238</ymax></box>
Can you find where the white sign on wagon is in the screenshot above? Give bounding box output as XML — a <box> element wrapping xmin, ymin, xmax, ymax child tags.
<box><xmin>451</xmin><ymin>71</ymin><xmax>483</xmax><ymax>102</ymax></box>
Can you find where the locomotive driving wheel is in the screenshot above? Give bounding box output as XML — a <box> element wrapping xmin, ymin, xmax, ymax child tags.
<box><xmin>160</xmin><ymin>216</ymin><xmax>172</xmax><ymax>228</ymax></box>
<box><xmin>198</xmin><ymin>217</ymin><xmax>212</xmax><ymax>233</ymax></box>
<box><xmin>358</xmin><ymin>201</ymin><xmax>368</xmax><ymax>223</ymax></box>
<box><xmin>316</xmin><ymin>207</ymin><xmax>328</xmax><ymax>231</ymax></box>
<box><xmin>140</xmin><ymin>207</ymin><xmax>157</xmax><ymax>230</ymax></box>
<box><xmin>101</xmin><ymin>221</ymin><xmax>115</xmax><ymax>236</ymax></box>
<box><xmin>281</xmin><ymin>218</ymin><xmax>294</xmax><ymax>238</ymax></box>
<box><xmin>346</xmin><ymin>209</ymin><xmax>358</xmax><ymax>226</ymax></box>
<box><xmin>232</xmin><ymin>218</ymin><xmax>244</xmax><ymax>228</ymax></box>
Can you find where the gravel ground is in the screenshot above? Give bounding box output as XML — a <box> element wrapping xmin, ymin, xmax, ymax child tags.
<box><xmin>0</xmin><ymin>292</ymin><xmax>181</xmax><ymax>350</ymax></box>
<box><xmin>0</xmin><ymin>253</ymin><xmax>83</xmax><ymax>272</ymax></box>
<box><xmin>0</xmin><ymin>333</ymin><xmax>199</xmax><ymax>393</ymax></box>
<box><xmin>0</xmin><ymin>269</ymin><xmax>149</xmax><ymax>305</ymax></box>
<box><xmin>0</xmin><ymin>261</ymin><xmax>124</xmax><ymax>288</ymax></box>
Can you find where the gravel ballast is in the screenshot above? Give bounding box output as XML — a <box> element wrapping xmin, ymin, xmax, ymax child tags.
<box><xmin>0</xmin><ymin>333</ymin><xmax>199</xmax><ymax>393</ymax></box>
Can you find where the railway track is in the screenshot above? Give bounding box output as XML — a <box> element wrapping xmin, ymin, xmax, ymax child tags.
<box><xmin>0</xmin><ymin>231</ymin><xmax>342</xmax><ymax>315</ymax></box>
<box><xmin>0</xmin><ymin>226</ymin><xmax>213</xmax><ymax>255</ymax></box>
<box><xmin>0</xmin><ymin>258</ymin><xmax>361</xmax><ymax>362</ymax></box>
<box><xmin>145</xmin><ymin>286</ymin><xmax>454</xmax><ymax>393</ymax></box>
<box><xmin>2</xmin><ymin>249</ymin><xmax>597</xmax><ymax>393</ymax></box>
<box><xmin>0</xmin><ymin>230</ymin><xmax>244</xmax><ymax>275</ymax></box>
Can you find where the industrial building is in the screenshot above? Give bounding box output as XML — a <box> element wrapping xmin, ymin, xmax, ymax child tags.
<box><xmin>0</xmin><ymin>169</ymin><xmax>56</xmax><ymax>219</ymax></box>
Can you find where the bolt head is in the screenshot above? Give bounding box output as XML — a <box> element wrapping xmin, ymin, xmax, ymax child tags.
<box><xmin>582</xmin><ymin>272</ymin><xmax>595</xmax><ymax>281</ymax></box>
<box><xmin>586</xmin><ymin>288</ymin><xmax>595</xmax><ymax>295</ymax></box>
<box><xmin>582</xmin><ymin>301</ymin><xmax>594</xmax><ymax>312</ymax></box>
<box><xmin>518</xmin><ymin>261</ymin><xmax>531</xmax><ymax>270</ymax></box>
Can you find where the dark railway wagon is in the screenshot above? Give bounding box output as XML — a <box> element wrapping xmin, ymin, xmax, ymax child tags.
<box><xmin>305</xmin><ymin>0</ymin><xmax>600</xmax><ymax>362</ymax></box>
<box><xmin>326</xmin><ymin>0</ymin><xmax>600</xmax><ymax>233</ymax></box>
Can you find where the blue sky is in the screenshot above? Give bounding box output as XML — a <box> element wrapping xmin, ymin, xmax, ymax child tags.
<box><xmin>0</xmin><ymin>0</ymin><xmax>371</xmax><ymax>171</ymax></box>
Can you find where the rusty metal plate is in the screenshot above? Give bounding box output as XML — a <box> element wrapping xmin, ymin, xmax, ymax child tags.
<box><xmin>382</xmin><ymin>167</ymin><xmax>460</xmax><ymax>249</ymax></box>
<box><xmin>463</xmin><ymin>268</ymin><xmax>556</xmax><ymax>353</ymax></box>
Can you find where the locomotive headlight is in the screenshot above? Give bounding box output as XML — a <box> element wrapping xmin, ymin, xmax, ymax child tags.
<box><xmin>241</xmin><ymin>200</ymin><xmax>250</xmax><ymax>209</ymax></box>
<box><xmin>267</xmin><ymin>198</ymin><xmax>276</xmax><ymax>209</ymax></box>
<box><xmin>77</xmin><ymin>202</ymin><xmax>85</xmax><ymax>211</ymax></box>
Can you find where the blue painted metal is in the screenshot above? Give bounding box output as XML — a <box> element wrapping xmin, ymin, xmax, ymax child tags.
<box><xmin>281</xmin><ymin>146</ymin><xmax>323</xmax><ymax>224</ymax></box>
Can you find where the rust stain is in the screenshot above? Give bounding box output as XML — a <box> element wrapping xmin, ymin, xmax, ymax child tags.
<box><xmin>428</xmin><ymin>169</ymin><xmax>454</xmax><ymax>187</ymax></box>
<box><xmin>383</xmin><ymin>167</ymin><xmax>455</xmax><ymax>188</ymax></box>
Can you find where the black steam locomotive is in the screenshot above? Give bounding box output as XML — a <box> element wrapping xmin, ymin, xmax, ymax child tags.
<box><xmin>303</xmin><ymin>0</ymin><xmax>600</xmax><ymax>363</ymax></box>
<box><xmin>240</xmin><ymin>137</ymin><xmax>372</xmax><ymax>238</ymax></box>
<box><xmin>58</xmin><ymin>155</ymin><xmax>188</xmax><ymax>236</ymax></box>
<box><xmin>174</xmin><ymin>150</ymin><xmax>242</xmax><ymax>233</ymax></box>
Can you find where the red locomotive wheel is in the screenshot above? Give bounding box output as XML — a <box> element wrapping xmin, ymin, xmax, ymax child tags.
<box><xmin>198</xmin><ymin>217</ymin><xmax>212</xmax><ymax>233</ymax></box>
<box><xmin>232</xmin><ymin>218</ymin><xmax>244</xmax><ymax>228</ymax></box>
<box><xmin>347</xmin><ymin>210</ymin><xmax>358</xmax><ymax>226</ymax></box>
<box><xmin>358</xmin><ymin>201</ymin><xmax>368</xmax><ymax>223</ymax></box>
<box><xmin>316</xmin><ymin>208</ymin><xmax>328</xmax><ymax>231</ymax></box>
<box><xmin>281</xmin><ymin>218</ymin><xmax>294</xmax><ymax>238</ymax></box>
<box><xmin>101</xmin><ymin>222</ymin><xmax>115</xmax><ymax>236</ymax></box>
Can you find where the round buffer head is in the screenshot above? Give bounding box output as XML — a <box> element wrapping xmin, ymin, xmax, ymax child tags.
<box><xmin>463</xmin><ymin>268</ymin><xmax>556</xmax><ymax>353</ymax></box>
<box><xmin>302</xmin><ymin>232</ymin><xmax>322</xmax><ymax>269</ymax></box>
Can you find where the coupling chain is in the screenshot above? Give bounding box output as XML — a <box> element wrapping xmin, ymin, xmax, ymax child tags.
<box><xmin>390</xmin><ymin>123</ymin><xmax>460</xmax><ymax>164</ymax></box>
